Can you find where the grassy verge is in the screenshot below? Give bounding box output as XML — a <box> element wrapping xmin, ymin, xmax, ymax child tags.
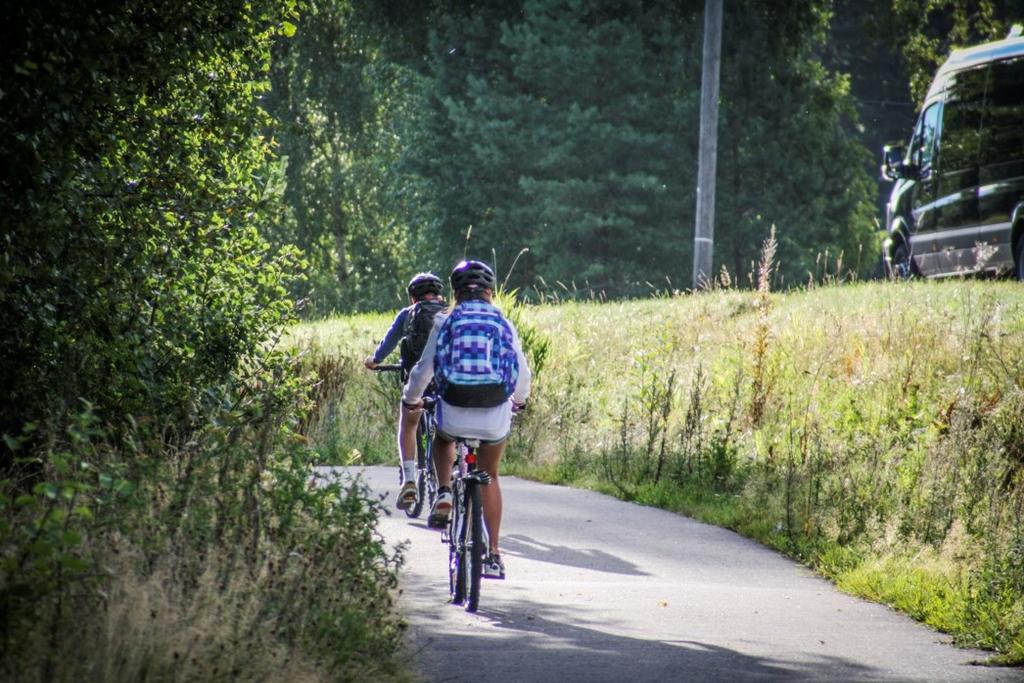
<box><xmin>2</xmin><ymin>352</ymin><xmax>410</xmax><ymax>682</ymax></box>
<box><xmin>296</xmin><ymin>276</ymin><xmax>1024</xmax><ymax>665</ymax></box>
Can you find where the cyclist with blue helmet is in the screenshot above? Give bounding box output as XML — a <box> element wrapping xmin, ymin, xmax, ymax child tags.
<box><xmin>365</xmin><ymin>272</ymin><xmax>446</xmax><ymax>510</ymax></box>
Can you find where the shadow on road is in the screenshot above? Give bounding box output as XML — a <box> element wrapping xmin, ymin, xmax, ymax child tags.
<box><xmin>409</xmin><ymin>596</ymin><xmax>880</xmax><ymax>682</ymax></box>
<box><xmin>501</xmin><ymin>533</ymin><xmax>650</xmax><ymax>576</ymax></box>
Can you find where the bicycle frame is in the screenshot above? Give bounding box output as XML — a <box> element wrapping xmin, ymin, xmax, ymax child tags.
<box><xmin>412</xmin><ymin>393</ymin><xmax>439</xmax><ymax>518</ymax></box>
<box><xmin>446</xmin><ymin>437</ymin><xmax>490</xmax><ymax>612</ymax></box>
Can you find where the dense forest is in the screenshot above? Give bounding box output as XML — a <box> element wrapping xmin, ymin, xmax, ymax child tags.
<box><xmin>265</xmin><ymin>0</ymin><xmax>1021</xmax><ymax>312</ymax></box>
<box><xmin>1</xmin><ymin>0</ymin><xmax>1021</xmax><ymax>679</ymax></box>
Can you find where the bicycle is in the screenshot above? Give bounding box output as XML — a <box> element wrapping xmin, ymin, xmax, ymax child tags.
<box><xmin>373</xmin><ymin>365</ymin><xmax>438</xmax><ymax>519</ymax></box>
<box><xmin>421</xmin><ymin>397</ymin><xmax>491</xmax><ymax>613</ymax></box>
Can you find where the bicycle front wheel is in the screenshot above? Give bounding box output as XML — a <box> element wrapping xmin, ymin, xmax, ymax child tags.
<box><xmin>464</xmin><ymin>482</ymin><xmax>484</xmax><ymax>612</ymax></box>
<box><xmin>424</xmin><ymin>414</ymin><xmax>438</xmax><ymax>510</ymax></box>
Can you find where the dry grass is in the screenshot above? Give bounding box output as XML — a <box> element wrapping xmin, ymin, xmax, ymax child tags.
<box><xmin>11</xmin><ymin>548</ymin><xmax>329</xmax><ymax>683</ymax></box>
<box><xmin>2</xmin><ymin>349</ymin><xmax>410</xmax><ymax>682</ymax></box>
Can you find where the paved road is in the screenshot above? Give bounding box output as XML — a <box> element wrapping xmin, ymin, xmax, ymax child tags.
<box><xmin>324</xmin><ymin>466</ymin><xmax>1024</xmax><ymax>682</ymax></box>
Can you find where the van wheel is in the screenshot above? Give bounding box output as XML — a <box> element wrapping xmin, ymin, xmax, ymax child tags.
<box><xmin>889</xmin><ymin>241</ymin><xmax>915</xmax><ymax>279</ymax></box>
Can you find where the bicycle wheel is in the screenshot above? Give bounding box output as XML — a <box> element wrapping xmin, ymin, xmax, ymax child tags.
<box><xmin>448</xmin><ymin>481</ymin><xmax>467</xmax><ymax>605</ymax></box>
<box><xmin>464</xmin><ymin>482</ymin><xmax>484</xmax><ymax>612</ymax></box>
<box><xmin>424</xmin><ymin>415</ymin><xmax>438</xmax><ymax>510</ymax></box>
<box><xmin>405</xmin><ymin>416</ymin><xmax>427</xmax><ymax>519</ymax></box>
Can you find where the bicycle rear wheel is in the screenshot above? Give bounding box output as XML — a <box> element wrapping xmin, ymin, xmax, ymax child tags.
<box><xmin>424</xmin><ymin>452</ymin><xmax>437</xmax><ymax>513</ymax></box>
<box><xmin>448</xmin><ymin>481</ymin><xmax>467</xmax><ymax>605</ymax></box>
<box><xmin>464</xmin><ymin>482</ymin><xmax>484</xmax><ymax>612</ymax></box>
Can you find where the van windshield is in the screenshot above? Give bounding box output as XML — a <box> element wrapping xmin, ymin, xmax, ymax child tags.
<box><xmin>908</xmin><ymin>103</ymin><xmax>940</xmax><ymax>173</ymax></box>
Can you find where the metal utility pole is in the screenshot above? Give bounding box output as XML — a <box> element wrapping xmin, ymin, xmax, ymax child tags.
<box><xmin>692</xmin><ymin>0</ymin><xmax>723</xmax><ymax>289</ymax></box>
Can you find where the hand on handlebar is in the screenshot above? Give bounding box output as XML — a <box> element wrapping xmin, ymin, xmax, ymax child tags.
<box><xmin>363</xmin><ymin>355</ymin><xmax>378</xmax><ymax>369</ymax></box>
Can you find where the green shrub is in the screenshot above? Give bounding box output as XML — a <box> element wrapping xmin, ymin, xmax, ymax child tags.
<box><xmin>2</xmin><ymin>3</ymin><xmax>408</xmax><ymax>679</ymax></box>
<box><xmin>1</xmin><ymin>353</ymin><xmax>406</xmax><ymax>682</ymax></box>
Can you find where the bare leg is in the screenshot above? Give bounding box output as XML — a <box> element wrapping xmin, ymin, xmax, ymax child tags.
<box><xmin>425</xmin><ymin>435</ymin><xmax>456</xmax><ymax>526</ymax></box>
<box><xmin>433</xmin><ymin>435</ymin><xmax>456</xmax><ymax>489</ymax></box>
<box><xmin>397</xmin><ymin>404</ymin><xmax>419</xmax><ymax>469</ymax></box>
<box><xmin>394</xmin><ymin>405</ymin><xmax>425</xmax><ymax>509</ymax></box>
<box><xmin>477</xmin><ymin>441</ymin><xmax>507</xmax><ymax>554</ymax></box>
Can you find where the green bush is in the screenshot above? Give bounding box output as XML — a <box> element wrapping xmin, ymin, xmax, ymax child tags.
<box><xmin>1</xmin><ymin>0</ymin><xmax>300</xmax><ymax>444</ymax></box>
<box><xmin>1</xmin><ymin>353</ymin><xmax>406</xmax><ymax>682</ymax></box>
<box><xmin>2</xmin><ymin>3</ymin><xmax>408</xmax><ymax>679</ymax></box>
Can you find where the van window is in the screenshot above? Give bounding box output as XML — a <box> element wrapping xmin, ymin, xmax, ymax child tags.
<box><xmin>979</xmin><ymin>57</ymin><xmax>1024</xmax><ymax>169</ymax></box>
<box><xmin>939</xmin><ymin>65</ymin><xmax>987</xmax><ymax>175</ymax></box>
<box><xmin>909</xmin><ymin>103</ymin><xmax>941</xmax><ymax>173</ymax></box>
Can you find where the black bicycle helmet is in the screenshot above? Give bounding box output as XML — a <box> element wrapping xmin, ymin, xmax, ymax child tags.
<box><xmin>407</xmin><ymin>272</ymin><xmax>444</xmax><ymax>298</ymax></box>
<box><xmin>450</xmin><ymin>259</ymin><xmax>496</xmax><ymax>293</ymax></box>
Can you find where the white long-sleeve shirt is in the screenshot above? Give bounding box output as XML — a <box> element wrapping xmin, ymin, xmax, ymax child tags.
<box><xmin>403</xmin><ymin>309</ymin><xmax>531</xmax><ymax>442</ymax></box>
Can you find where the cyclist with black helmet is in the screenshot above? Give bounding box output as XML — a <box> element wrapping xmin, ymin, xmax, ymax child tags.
<box><xmin>402</xmin><ymin>260</ymin><xmax>531</xmax><ymax>579</ymax></box>
<box><xmin>364</xmin><ymin>272</ymin><xmax>446</xmax><ymax>510</ymax></box>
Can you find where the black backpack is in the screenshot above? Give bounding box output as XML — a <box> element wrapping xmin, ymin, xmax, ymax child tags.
<box><xmin>400</xmin><ymin>300</ymin><xmax>446</xmax><ymax>369</ymax></box>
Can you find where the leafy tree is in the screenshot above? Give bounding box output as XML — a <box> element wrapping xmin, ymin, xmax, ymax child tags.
<box><xmin>888</xmin><ymin>0</ymin><xmax>1022</xmax><ymax>103</ymax></box>
<box><xmin>0</xmin><ymin>8</ymin><xmax>413</xmax><ymax>680</ymax></box>
<box><xmin>713</xmin><ymin>0</ymin><xmax>878</xmax><ymax>284</ymax></box>
<box><xmin>419</xmin><ymin>0</ymin><xmax>700</xmax><ymax>296</ymax></box>
<box><xmin>1</xmin><ymin>0</ymin><xmax>300</xmax><ymax>454</ymax></box>
<box><xmin>266</xmin><ymin>0</ymin><xmax>443</xmax><ymax>313</ymax></box>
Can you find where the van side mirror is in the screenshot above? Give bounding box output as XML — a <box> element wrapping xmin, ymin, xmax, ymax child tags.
<box><xmin>881</xmin><ymin>144</ymin><xmax>911</xmax><ymax>181</ymax></box>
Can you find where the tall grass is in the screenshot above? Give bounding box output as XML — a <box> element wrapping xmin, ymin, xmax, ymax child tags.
<box><xmin>299</xmin><ymin>271</ymin><xmax>1024</xmax><ymax>663</ymax></box>
<box><xmin>1</xmin><ymin>349</ymin><xmax>408</xmax><ymax>682</ymax></box>
<box><xmin>291</xmin><ymin>313</ymin><xmax>407</xmax><ymax>467</ymax></box>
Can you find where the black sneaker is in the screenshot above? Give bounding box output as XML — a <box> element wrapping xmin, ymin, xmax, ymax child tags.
<box><xmin>482</xmin><ymin>553</ymin><xmax>505</xmax><ymax>580</ymax></box>
<box><xmin>395</xmin><ymin>480</ymin><xmax>418</xmax><ymax>510</ymax></box>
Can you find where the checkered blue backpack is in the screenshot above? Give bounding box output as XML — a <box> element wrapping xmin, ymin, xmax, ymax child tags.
<box><xmin>434</xmin><ymin>301</ymin><xmax>520</xmax><ymax>408</ymax></box>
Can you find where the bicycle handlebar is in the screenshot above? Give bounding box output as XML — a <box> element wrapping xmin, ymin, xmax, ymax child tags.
<box><xmin>372</xmin><ymin>364</ymin><xmax>404</xmax><ymax>372</ymax></box>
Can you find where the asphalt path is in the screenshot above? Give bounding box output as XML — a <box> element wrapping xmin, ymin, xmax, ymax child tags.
<box><xmin>321</xmin><ymin>465</ymin><xmax>1024</xmax><ymax>683</ymax></box>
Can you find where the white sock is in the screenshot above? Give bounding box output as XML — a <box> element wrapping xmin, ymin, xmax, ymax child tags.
<box><xmin>402</xmin><ymin>460</ymin><xmax>416</xmax><ymax>483</ymax></box>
